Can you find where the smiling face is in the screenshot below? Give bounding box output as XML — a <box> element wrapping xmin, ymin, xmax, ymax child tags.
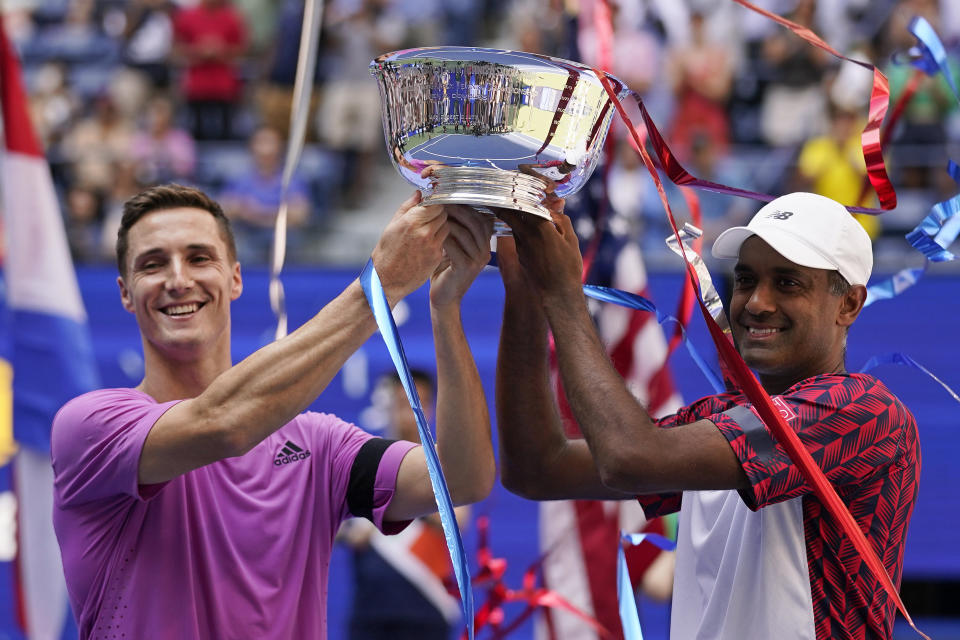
<box><xmin>730</xmin><ymin>236</ymin><xmax>864</xmax><ymax>394</ymax></box>
<box><xmin>118</xmin><ymin>207</ymin><xmax>242</xmax><ymax>364</ymax></box>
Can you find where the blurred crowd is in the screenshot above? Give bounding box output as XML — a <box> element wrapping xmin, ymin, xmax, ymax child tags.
<box><xmin>4</xmin><ymin>0</ymin><xmax>959</xmax><ymax>266</ymax></box>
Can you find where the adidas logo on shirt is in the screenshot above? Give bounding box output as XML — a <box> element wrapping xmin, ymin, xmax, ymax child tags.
<box><xmin>274</xmin><ymin>440</ymin><xmax>311</xmax><ymax>466</ymax></box>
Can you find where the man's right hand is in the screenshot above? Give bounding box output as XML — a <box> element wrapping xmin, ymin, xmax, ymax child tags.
<box><xmin>371</xmin><ymin>191</ymin><xmax>449</xmax><ymax>306</ymax></box>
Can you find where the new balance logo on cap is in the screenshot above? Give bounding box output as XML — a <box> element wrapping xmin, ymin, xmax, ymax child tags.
<box><xmin>766</xmin><ymin>210</ymin><xmax>794</xmax><ymax>220</ymax></box>
<box><xmin>274</xmin><ymin>440</ymin><xmax>311</xmax><ymax>466</ymax></box>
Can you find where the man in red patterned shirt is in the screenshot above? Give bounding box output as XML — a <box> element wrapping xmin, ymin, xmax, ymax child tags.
<box><xmin>495</xmin><ymin>192</ymin><xmax>919</xmax><ymax>640</ymax></box>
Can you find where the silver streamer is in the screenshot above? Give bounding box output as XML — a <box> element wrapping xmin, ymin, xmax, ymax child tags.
<box><xmin>270</xmin><ymin>0</ymin><xmax>324</xmax><ymax>340</ymax></box>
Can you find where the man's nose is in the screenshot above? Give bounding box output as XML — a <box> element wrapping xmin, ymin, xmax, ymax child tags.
<box><xmin>744</xmin><ymin>281</ymin><xmax>776</xmax><ymax>316</ymax></box>
<box><xmin>165</xmin><ymin>258</ymin><xmax>194</xmax><ymax>292</ymax></box>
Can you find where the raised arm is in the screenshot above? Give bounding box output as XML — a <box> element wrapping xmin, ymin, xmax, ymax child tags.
<box><xmin>498</xmin><ymin>209</ymin><xmax>748</xmax><ymax>495</ymax></box>
<box><xmin>385</xmin><ymin>205</ymin><xmax>496</xmax><ymax>520</ymax></box>
<box><xmin>139</xmin><ymin>192</ymin><xmax>447</xmax><ymax>484</ymax></box>
<box><xmin>494</xmin><ymin>218</ymin><xmax>629</xmax><ymax>501</ymax></box>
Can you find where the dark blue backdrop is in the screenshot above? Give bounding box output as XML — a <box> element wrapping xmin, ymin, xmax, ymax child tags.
<box><xmin>73</xmin><ymin>265</ymin><xmax>959</xmax><ymax>637</ymax></box>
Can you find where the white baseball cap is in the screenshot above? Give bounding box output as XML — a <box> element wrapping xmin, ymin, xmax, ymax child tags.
<box><xmin>711</xmin><ymin>192</ymin><xmax>873</xmax><ymax>286</ymax></box>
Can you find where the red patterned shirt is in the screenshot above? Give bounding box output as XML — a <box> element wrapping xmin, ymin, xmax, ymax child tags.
<box><xmin>638</xmin><ymin>373</ymin><xmax>920</xmax><ymax>639</ymax></box>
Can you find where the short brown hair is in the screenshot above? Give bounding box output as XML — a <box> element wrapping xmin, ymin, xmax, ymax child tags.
<box><xmin>116</xmin><ymin>184</ymin><xmax>237</xmax><ymax>276</ymax></box>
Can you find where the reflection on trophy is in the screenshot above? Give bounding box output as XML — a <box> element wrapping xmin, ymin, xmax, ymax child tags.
<box><xmin>370</xmin><ymin>47</ymin><xmax>628</xmax><ymax>219</ymax></box>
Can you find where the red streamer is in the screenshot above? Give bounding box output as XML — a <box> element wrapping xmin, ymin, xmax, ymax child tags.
<box><xmin>856</xmin><ymin>67</ymin><xmax>925</xmax><ymax>206</ymax></box>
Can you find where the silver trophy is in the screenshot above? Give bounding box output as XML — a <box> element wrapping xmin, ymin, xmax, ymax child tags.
<box><xmin>370</xmin><ymin>47</ymin><xmax>627</xmax><ymax>220</ymax></box>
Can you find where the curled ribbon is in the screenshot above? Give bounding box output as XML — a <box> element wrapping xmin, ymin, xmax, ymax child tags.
<box><xmin>905</xmin><ymin>163</ymin><xmax>960</xmax><ymax>263</ymax></box>
<box><xmin>903</xmin><ymin>16</ymin><xmax>960</xmax><ymax>100</ymax></box>
<box><xmin>463</xmin><ymin>516</ymin><xmax>611</xmax><ymax>639</ymax></box>
<box><xmin>866</xmin><ymin>159</ymin><xmax>960</xmax><ymax>307</ymax></box>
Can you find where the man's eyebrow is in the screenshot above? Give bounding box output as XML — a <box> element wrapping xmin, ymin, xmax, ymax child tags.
<box><xmin>771</xmin><ymin>265</ymin><xmax>810</xmax><ymax>279</ymax></box>
<box><xmin>132</xmin><ymin>248</ymin><xmax>166</xmax><ymax>265</ymax></box>
<box><xmin>733</xmin><ymin>263</ymin><xmax>810</xmax><ymax>278</ymax></box>
<box><xmin>185</xmin><ymin>243</ymin><xmax>219</xmax><ymax>254</ymax></box>
<box><xmin>132</xmin><ymin>244</ymin><xmax>219</xmax><ymax>266</ymax></box>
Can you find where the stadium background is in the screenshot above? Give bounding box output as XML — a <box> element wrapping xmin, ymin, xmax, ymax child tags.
<box><xmin>1</xmin><ymin>0</ymin><xmax>959</xmax><ymax>638</ymax></box>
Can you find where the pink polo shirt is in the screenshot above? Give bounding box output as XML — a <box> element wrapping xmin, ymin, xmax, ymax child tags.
<box><xmin>52</xmin><ymin>388</ymin><xmax>416</xmax><ymax>639</ymax></box>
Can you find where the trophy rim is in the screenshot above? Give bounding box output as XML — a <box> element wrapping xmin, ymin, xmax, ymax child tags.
<box><xmin>369</xmin><ymin>45</ymin><xmax>628</xmax><ymax>94</ymax></box>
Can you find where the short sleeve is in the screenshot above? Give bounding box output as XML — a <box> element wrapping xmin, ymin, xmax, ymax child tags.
<box><xmin>710</xmin><ymin>375</ymin><xmax>909</xmax><ymax>511</ymax></box>
<box><xmin>635</xmin><ymin>492</ymin><xmax>682</xmax><ymax>519</ymax></box>
<box><xmin>368</xmin><ymin>440</ymin><xmax>418</xmax><ymax>534</ymax></box>
<box><xmin>314</xmin><ymin>414</ymin><xmax>418</xmax><ymax>535</ymax></box>
<box><xmin>52</xmin><ymin>389</ymin><xmax>180</xmax><ymax>507</ymax></box>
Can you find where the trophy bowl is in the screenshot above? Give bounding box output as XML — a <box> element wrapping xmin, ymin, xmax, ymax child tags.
<box><xmin>370</xmin><ymin>47</ymin><xmax>628</xmax><ymax>220</ymax></box>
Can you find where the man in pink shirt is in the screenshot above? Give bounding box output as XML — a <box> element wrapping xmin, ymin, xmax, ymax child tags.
<box><xmin>52</xmin><ymin>183</ymin><xmax>495</xmax><ymax>639</ymax></box>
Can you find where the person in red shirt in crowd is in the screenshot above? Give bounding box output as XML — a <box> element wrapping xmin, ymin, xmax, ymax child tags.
<box><xmin>173</xmin><ymin>0</ymin><xmax>248</xmax><ymax>140</ymax></box>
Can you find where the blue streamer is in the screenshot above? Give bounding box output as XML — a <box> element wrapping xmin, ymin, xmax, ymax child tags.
<box><xmin>617</xmin><ymin>532</ymin><xmax>678</xmax><ymax>640</ymax></box>
<box><xmin>863</xmin><ymin>266</ymin><xmax>926</xmax><ymax>308</ymax></box>
<box><xmin>618</xmin><ymin>542</ymin><xmax>645</xmax><ymax>640</ymax></box>
<box><xmin>905</xmin><ymin>194</ymin><xmax>960</xmax><ymax>262</ymax></box>
<box><xmin>359</xmin><ymin>259</ymin><xmax>475</xmax><ymax>638</ymax></box>
<box><xmin>583</xmin><ymin>284</ymin><xmax>725</xmax><ymax>394</ymax></box>
<box><xmin>907</xmin><ymin>16</ymin><xmax>960</xmax><ymax>100</ymax></box>
<box><xmin>864</xmin><ymin>169</ymin><xmax>960</xmax><ymax>307</ymax></box>
<box><xmin>622</xmin><ymin>532</ymin><xmax>677</xmax><ymax>551</ymax></box>
<box><xmin>866</xmin><ymin>17</ymin><xmax>960</xmax><ymax>308</ymax></box>
<box><xmin>860</xmin><ymin>352</ymin><xmax>960</xmax><ymax>404</ymax></box>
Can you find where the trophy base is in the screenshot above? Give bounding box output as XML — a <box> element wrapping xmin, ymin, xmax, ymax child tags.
<box><xmin>421</xmin><ymin>167</ymin><xmax>551</xmax><ymax>221</ymax></box>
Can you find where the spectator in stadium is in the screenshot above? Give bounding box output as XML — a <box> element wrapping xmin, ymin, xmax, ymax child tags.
<box><xmin>219</xmin><ymin>123</ymin><xmax>311</xmax><ymax>263</ymax></box>
<box><xmin>129</xmin><ymin>93</ymin><xmax>197</xmax><ymax>186</ymax></box>
<box><xmin>61</xmin><ymin>92</ymin><xmax>134</xmax><ymax>195</ymax></box>
<box><xmin>317</xmin><ymin>0</ymin><xmax>406</xmax><ymax>207</ymax></box>
<box><xmin>172</xmin><ymin>0</ymin><xmax>248</xmax><ymax>140</ymax></box>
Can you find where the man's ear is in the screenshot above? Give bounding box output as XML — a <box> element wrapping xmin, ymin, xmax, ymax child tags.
<box><xmin>118</xmin><ymin>276</ymin><xmax>135</xmax><ymax>313</ymax></box>
<box><xmin>230</xmin><ymin>260</ymin><xmax>243</xmax><ymax>300</ymax></box>
<box><xmin>837</xmin><ymin>284</ymin><xmax>867</xmax><ymax>328</ymax></box>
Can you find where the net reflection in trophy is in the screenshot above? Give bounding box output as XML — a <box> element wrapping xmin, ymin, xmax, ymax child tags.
<box><xmin>370</xmin><ymin>47</ymin><xmax>628</xmax><ymax>220</ymax></box>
